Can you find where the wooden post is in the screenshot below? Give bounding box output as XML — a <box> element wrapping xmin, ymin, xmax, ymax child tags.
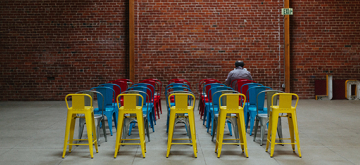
<box><xmin>284</xmin><ymin>0</ymin><xmax>290</xmax><ymax>93</ymax></box>
<box><xmin>129</xmin><ymin>0</ymin><xmax>135</xmax><ymax>82</ymax></box>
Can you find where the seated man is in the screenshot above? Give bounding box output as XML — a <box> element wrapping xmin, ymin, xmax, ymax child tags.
<box><xmin>225</xmin><ymin>61</ymin><xmax>253</xmax><ymax>89</ymax></box>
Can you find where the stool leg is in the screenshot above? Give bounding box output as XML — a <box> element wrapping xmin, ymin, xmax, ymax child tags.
<box><xmin>198</xmin><ymin>99</ymin><xmax>201</xmax><ymax>114</ymax></box>
<box><xmin>265</xmin><ymin>112</ymin><xmax>272</xmax><ymax>152</ymax></box>
<box><xmin>102</xmin><ymin>117</ymin><xmax>108</xmax><ymax>142</ymax></box>
<box><xmin>253</xmin><ymin>117</ymin><xmax>259</xmax><ymax>142</ymax></box>
<box><xmin>95</xmin><ymin>119</ymin><xmax>100</xmax><ymax>146</ymax></box>
<box><xmin>148</xmin><ymin>111</ymin><xmax>155</xmax><ymax>132</ymax></box>
<box><xmin>192</xmin><ymin>111</ymin><xmax>198</xmax><ymax>153</ymax></box>
<box><xmin>159</xmin><ymin>99</ymin><xmax>162</xmax><ymax>114</ymax></box>
<box><xmin>231</xmin><ymin>118</ymin><xmax>240</xmax><ymax>144</ymax></box>
<box><xmin>244</xmin><ymin>107</ymin><xmax>249</xmax><ymax>133</ymax></box>
<box><xmin>288</xmin><ymin>113</ymin><xmax>295</xmax><ymax>152</ymax></box>
<box><xmin>152</xmin><ymin>107</ymin><xmax>156</xmax><ymax>125</ymax></box>
<box><xmin>277</xmin><ymin>116</ymin><xmax>283</xmax><ymax>144</ymax></box>
<box><xmin>166</xmin><ymin>111</ymin><xmax>170</xmax><ymax>133</ymax></box>
<box><xmin>292</xmin><ymin>112</ymin><xmax>302</xmax><ymax>158</ymax></box>
<box><xmin>154</xmin><ymin>103</ymin><xmax>157</xmax><ymax>120</ymax></box>
<box><xmin>217</xmin><ymin>112</ymin><xmax>226</xmax><ymax>158</ymax></box>
<box><xmin>144</xmin><ymin>117</ymin><xmax>150</xmax><ymax>142</ymax></box>
<box><xmin>166</xmin><ymin>111</ymin><xmax>176</xmax><ymax>158</ymax></box>
<box><xmin>236</xmin><ymin>114</ymin><xmax>244</xmax><ymax>151</ymax></box>
<box><xmin>137</xmin><ymin>112</ymin><xmax>146</xmax><ymax>158</ymax></box>
<box><xmin>227</xmin><ymin>120</ymin><xmax>233</xmax><ymax>136</ymax></box>
<box><xmin>238</xmin><ymin>112</ymin><xmax>248</xmax><ymax>157</ymax></box>
<box><xmin>188</xmin><ymin>112</ymin><xmax>197</xmax><ymax>158</ymax></box>
<box><xmin>211</xmin><ymin>117</ymin><xmax>218</xmax><ymax>142</ymax></box>
<box><xmin>203</xmin><ymin>105</ymin><xmax>207</xmax><ymax>125</ymax></box>
<box><xmin>114</xmin><ymin>112</ymin><xmax>124</xmax><ymax>158</ymax></box>
<box><xmin>62</xmin><ymin>112</ymin><xmax>73</xmax><ymax>158</ymax></box>
<box><xmin>113</xmin><ymin>112</ymin><xmax>118</xmax><ymax>131</ymax></box>
<box><xmin>215</xmin><ymin>113</ymin><xmax>221</xmax><ymax>153</ymax></box>
<box><xmin>200</xmin><ymin>100</ymin><xmax>204</xmax><ymax>119</ymax></box>
<box><xmin>84</xmin><ymin>112</ymin><xmax>95</xmax><ymax>158</ymax></box>
<box><xmin>157</xmin><ymin>101</ymin><xmax>161</xmax><ymax>119</ymax></box>
<box><xmin>260</xmin><ymin>119</ymin><xmax>266</xmax><ymax>146</ymax></box>
<box><xmin>68</xmin><ymin>114</ymin><xmax>76</xmax><ymax>152</ymax></box>
<box><xmin>91</xmin><ymin>113</ymin><xmax>99</xmax><ymax>152</ymax></box>
<box><xmin>78</xmin><ymin>117</ymin><xmax>85</xmax><ymax>141</ymax></box>
<box><xmin>206</xmin><ymin>111</ymin><xmax>212</xmax><ymax>131</ymax></box>
<box><xmin>209</xmin><ymin>112</ymin><xmax>215</xmax><ymax>134</ymax></box>
<box><xmin>106</xmin><ymin>112</ymin><xmax>114</xmax><ymax>136</ymax></box>
<box><xmin>270</xmin><ymin>112</ymin><xmax>279</xmax><ymax>158</ymax></box>
<box><xmin>249</xmin><ymin>112</ymin><xmax>256</xmax><ymax>136</ymax></box>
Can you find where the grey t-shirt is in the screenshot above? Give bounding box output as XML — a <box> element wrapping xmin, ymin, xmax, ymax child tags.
<box><xmin>225</xmin><ymin>66</ymin><xmax>253</xmax><ymax>88</ymax></box>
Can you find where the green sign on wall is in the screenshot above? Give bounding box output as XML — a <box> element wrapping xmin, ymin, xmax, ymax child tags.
<box><xmin>281</xmin><ymin>8</ymin><xmax>293</xmax><ymax>15</ymax></box>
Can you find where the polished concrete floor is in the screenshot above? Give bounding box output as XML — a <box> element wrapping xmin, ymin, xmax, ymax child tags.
<box><xmin>0</xmin><ymin>100</ymin><xmax>360</xmax><ymax>165</ymax></box>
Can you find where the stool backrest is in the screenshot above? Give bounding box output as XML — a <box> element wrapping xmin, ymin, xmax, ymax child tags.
<box><xmin>175</xmin><ymin>95</ymin><xmax>188</xmax><ymax>109</ymax></box>
<box><xmin>99</xmin><ymin>83</ymin><xmax>121</xmax><ymax>103</ymax></box>
<box><xmin>219</xmin><ymin>93</ymin><xmax>246</xmax><ymax>110</ymax></box>
<box><xmin>115</xmin><ymin>79</ymin><xmax>133</xmax><ymax>87</ymax></box>
<box><xmin>65</xmin><ymin>94</ymin><xmax>92</xmax><ymax>110</ymax></box>
<box><xmin>255</xmin><ymin>90</ymin><xmax>283</xmax><ymax>116</ymax></box>
<box><xmin>168</xmin><ymin>93</ymin><xmax>195</xmax><ymax>110</ymax></box>
<box><xmin>230</xmin><ymin>79</ymin><xmax>256</xmax><ymax>91</ymax></box>
<box><xmin>168</xmin><ymin>79</ymin><xmax>191</xmax><ymax>89</ymax></box>
<box><xmin>133</xmin><ymin>83</ymin><xmax>155</xmax><ymax>100</ymax></box>
<box><xmin>210</xmin><ymin>86</ymin><xmax>233</xmax><ymax>107</ymax></box>
<box><xmin>127</xmin><ymin>86</ymin><xmax>152</xmax><ymax>105</ymax></box>
<box><xmin>83</xmin><ymin>91</ymin><xmax>94</xmax><ymax>106</ymax></box>
<box><xmin>124</xmin><ymin>94</ymin><xmax>143</xmax><ymax>109</ymax></box>
<box><xmin>77</xmin><ymin>90</ymin><xmax>105</xmax><ymax>115</ymax></box>
<box><xmin>165</xmin><ymin>86</ymin><xmax>191</xmax><ymax>101</ymax></box>
<box><xmin>90</xmin><ymin>87</ymin><xmax>115</xmax><ymax>110</ymax></box>
<box><xmin>247</xmin><ymin>86</ymin><xmax>271</xmax><ymax>106</ymax></box>
<box><xmin>235</xmin><ymin>79</ymin><xmax>256</xmax><ymax>91</ymax></box>
<box><xmin>109</xmin><ymin>80</ymin><xmax>128</xmax><ymax>92</ymax></box>
<box><xmin>213</xmin><ymin>90</ymin><xmax>237</xmax><ymax>106</ymax></box>
<box><xmin>166</xmin><ymin>83</ymin><xmax>191</xmax><ymax>91</ymax></box>
<box><xmin>241</xmin><ymin>83</ymin><xmax>262</xmax><ymax>94</ymax></box>
<box><xmin>140</xmin><ymin>79</ymin><xmax>160</xmax><ymax>96</ymax></box>
<box><xmin>266</xmin><ymin>90</ymin><xmax>283</xmax><ymax>112</ymax></box>
<box><xmin>199</xmin><ymin>79</ymin><xmax>220</xmax><ymax>94</ymax></box>
<box><xmin>118</xmin><ymin>90</ymin><xmax>149</xmax><ymax>114</ymax></box>
<box><xmin>272</xmin><ymin>93</ymin><xmax>299</xmax><ymax>109</ymax></box>
<box><xmin>167</xmin><ymin>91</ymin><xmax>193</xmax><ymax>108</ymax></box>
<box><xmin>204</xmin><ymin>83</ymin><xmax>224</xmax><ymax>101</ymax></box>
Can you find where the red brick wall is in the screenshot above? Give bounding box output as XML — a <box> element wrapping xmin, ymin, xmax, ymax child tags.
<box><xmin>0</xmin><ymin>0</ymin><xmax>129</xmax><ymax>100</ymax></box>
<box><xmin>290</xmin><ymin>0</ymin><xmax>360</xmax><ymax>98</ymax></box>
<box><xmin>0</xmin><ymin>0</ymin><xmax>359</xmax><ymax>100</ymax></box>
<box><xmin>134</xmin><ymin>0</ymin><xmax>285</xmax><ymax>95</ymax></box>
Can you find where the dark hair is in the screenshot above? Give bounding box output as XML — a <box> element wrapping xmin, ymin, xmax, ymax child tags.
<box><xmin>235</xmin><ymin>61</ymin><xmax>244</xmax><ymax>67</ymax></box>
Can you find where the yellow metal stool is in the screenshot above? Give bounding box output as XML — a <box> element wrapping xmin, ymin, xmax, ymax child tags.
<box><xmin>215</xmin><ymin>93</ymin><xmax>248</xmax><ymax>158</ymax></box>
<box><xmin>114</xmin><ymin>93</ymin><xmax>147</xmax><ymax>158</ymax></box>
<box><xmin>62</xmin><ymin>94</ymin><xmax>98</xmax><ymax>159</ymax></box>
<box><xmin>266</xmin><ymin>93</ymin><xmax>301</xmax><ymax>158</ymax></box>
<box><xmin>166</xmin><ymin>93</ymin><xmax>197</xmax><ymax>158</ymax></box>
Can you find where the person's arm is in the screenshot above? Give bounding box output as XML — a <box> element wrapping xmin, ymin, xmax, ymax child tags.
<box><xmin>225</xmin><ymin>71</ymin><xmax>233</xmax><ymax>86</ymax></box>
